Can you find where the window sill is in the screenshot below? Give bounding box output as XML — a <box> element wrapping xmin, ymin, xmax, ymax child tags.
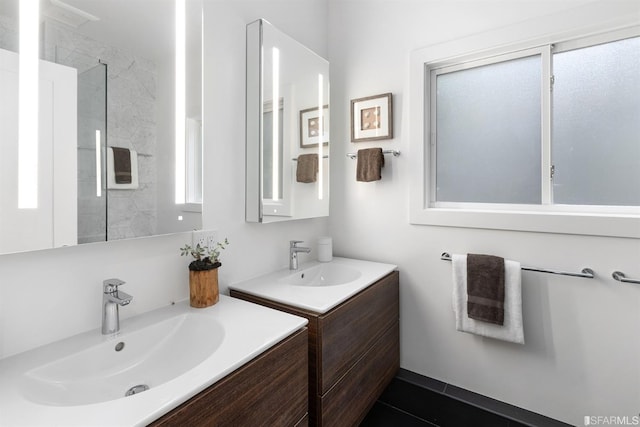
<box><xmin>409</xmin><ymin>207</ymin><xmax>640</xmax><ymax>238</ymax></box>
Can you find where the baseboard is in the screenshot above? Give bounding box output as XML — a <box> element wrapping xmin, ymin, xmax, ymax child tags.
<box><xmin>375</xmin><ymin>369</ymin><xmax>572</xmax><ymax>427</ymax></box>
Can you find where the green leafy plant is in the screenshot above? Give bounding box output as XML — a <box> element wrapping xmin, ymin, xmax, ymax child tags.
<box><xmin>180</xmin><ymin>238</ymin><xmax>229</xmax><ymax>271</ymax></box>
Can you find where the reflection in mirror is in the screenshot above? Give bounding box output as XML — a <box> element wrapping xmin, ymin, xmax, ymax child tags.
<box><xmin>0</xmin><ymin>0</ymin><xmax>202</xmax><ymax>255</ymax></box>
<box><xmin>246</xmin><ymin>19</ymin><xmax>330</xmax><ymax>223</ymax></box>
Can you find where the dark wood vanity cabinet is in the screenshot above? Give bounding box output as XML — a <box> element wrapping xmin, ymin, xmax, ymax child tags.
<box><xmin>150</xmin><ymin>328</ymin><xmax>308</xmax><ymax>427</ymax></box>
<box><xmin>231</xmin><ymin>271</ymin><xmax>400</xmax><ymax>427</ymax></box>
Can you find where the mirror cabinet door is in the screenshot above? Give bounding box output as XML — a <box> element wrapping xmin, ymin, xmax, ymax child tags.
<box><xmin>0</xmin><ymin>0</ymin><xmax>203</xmax><ymax>255</ymax></box>
<box><xmin>246</xmin><ymin>19</ymin><xmax>330</xmax><ymax>223</ymax></box>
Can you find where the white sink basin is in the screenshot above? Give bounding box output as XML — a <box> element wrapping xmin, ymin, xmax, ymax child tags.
<box><xmin>230</xmin><ymin>257</ymin><xmax>397</xmax><ymax>313</ymax></box>
<box><xmin>21</xmin><ymin>313</ymin><xmax>224</xmax><ymax>406</ymax></box>
<box><xmin>0</xmin><ymin>296</ymin><xmax>307</xmax><ymax>426</ymax></box>
<box><xmin>279</xmin><ymin>263</ymin><xmax>362</xmax><ymax>287</ymax></box>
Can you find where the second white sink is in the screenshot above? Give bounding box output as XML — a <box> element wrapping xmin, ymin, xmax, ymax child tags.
<box><xmin>230</xmin><ymin>257</ymin><xmax>397</xmax><ymax>313</ymax></box>
<box><xmin>279</xmin><ymin>263</ymin><xmax>362</xmax><ymax>287</ymax></box>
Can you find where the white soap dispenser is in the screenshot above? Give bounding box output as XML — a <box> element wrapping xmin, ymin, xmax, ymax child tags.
<box><xmin>317</xmin><ymin>237</ymin><xmax>333</xmax><ymax>262</ymax></box>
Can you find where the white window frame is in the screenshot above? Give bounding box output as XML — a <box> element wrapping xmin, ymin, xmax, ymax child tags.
<box><xmin>409</xmin><ymin>2</ymin><xmax>640</xmax><ymax>238</ymax></box>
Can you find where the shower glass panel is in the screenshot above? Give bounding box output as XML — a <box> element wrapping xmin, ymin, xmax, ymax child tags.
<box><xmin>77</xmin><ymin>62</ymin><xmax>107</xmax><ymax>244</ymax></box>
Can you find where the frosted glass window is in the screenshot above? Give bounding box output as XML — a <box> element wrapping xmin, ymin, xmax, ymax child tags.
<box><xmin>552</xmin><ymin>37</ymin><xmax>640</xmax><ymax>206</ymax></box>
<box><xmin>435</xmin><ymin>55</ymin><xmax>541</xmax><ymax>204</ymax></box>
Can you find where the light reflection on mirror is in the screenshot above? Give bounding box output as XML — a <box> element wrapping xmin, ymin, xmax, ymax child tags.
<box><xmin>246</xmin><ymin>19</ymin><xmax>330</xmax><ymax>223</ymax></box>
<box><xmin>17</xmin><ymin>0</ymin><xmax>39</xmax><ymax>209</ymax></box>
<box><xmin>0</xmin><ymin>0</ymin><xmax>203</xmax><ymax>255</ymax></box>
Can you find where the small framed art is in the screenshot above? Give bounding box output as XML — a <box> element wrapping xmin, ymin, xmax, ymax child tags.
<box><xmin>300</xmin><ymin>105</ymin><xmax>330</xmax><ymax>148</ymax></box>
<box><xmin>350</xmin><ymin>92</ymin><xmax>393</xmax><ymax>142</ymax></box>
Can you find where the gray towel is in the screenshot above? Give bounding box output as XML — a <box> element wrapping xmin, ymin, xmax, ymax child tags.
<box><xmin>296</xmin><ymin>153</ymin><xmax>318</xmax><ymax>183</ymax></box>
<box><xmin>467</xmin><ymin>254</ymin><xmax>505</xmax><ymax>325</ymax></box>
<box><xmin>356</xmin><ymin>148</ymin><xmax>384</xmax><ymax>182</ymax></box>
<box><xmin>112</xmin><ymin>147</ymin><xmax>132</xmax><ymax>184</ymax></box>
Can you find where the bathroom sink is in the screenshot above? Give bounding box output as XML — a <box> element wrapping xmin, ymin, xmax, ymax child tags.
<box><xmin>0</xmin><ymin>296</ymin><xmax>307</xmax><ymax>426</ymax></box>
<box><xmin>279</xmin><ymin>263</ymin><xmax>362</xmax><ymax>287</ymax></box>
<box><xmin>21</xmin><ymin>313</ymin><xmax>224</xmax><ymax>406</ymax></box>
<box><xmin>230</xmin><ymin>257</ymin><xmax>397</xmax><ymax>313</ymax></box>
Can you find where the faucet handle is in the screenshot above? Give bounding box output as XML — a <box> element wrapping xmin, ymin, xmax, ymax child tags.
<box><xmin>290</xmin><ymin>240</ymin><xmax>304</xmax><ymax>248</ymax></box>
<box><xmin>103</xmin><ymin>278</ymin><xmax>125</xmax><ymax>293</ymax></box>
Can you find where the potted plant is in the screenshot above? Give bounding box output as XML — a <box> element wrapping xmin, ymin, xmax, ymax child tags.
<box><xmin>180</xmin><ymin>238</ymin><xmax>229</xmax><ymax>308</ymax></box>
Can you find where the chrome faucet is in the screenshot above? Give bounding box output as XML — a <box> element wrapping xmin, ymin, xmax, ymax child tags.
<box><xmin>102</xmin><ymin>278</ymin><xmax>133</xmax><ymax>335</ymax></box>
<box><xmin>289</xmin><ymin>240</ymin><xmax>311</xmax><ymax>270</ymax></box>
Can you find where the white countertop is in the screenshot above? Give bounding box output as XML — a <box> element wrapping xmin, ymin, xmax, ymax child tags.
<box><xmin>0</xmin><ymin>295</ymin><xmax>307</xmax><ymax>426</ymax></box>
<box><xmin>229</xmin><ymin>257</ymin><xmax>398</xmax><ymax>314</ymax></box>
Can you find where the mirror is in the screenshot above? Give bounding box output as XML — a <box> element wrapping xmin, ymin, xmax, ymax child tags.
<box><xmin>246</xmin><ymin>19</ymin><xmax>330</xmax><ymax>223</ymax></box>
<box><xmin>0</xmin><ymin>0</ymin><xmax>202</xmax><ymax>255</ymax></box>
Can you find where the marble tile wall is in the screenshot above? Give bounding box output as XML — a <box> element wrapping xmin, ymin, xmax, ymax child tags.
<box><xmin>0</xmin><ymin>15</ymin><xmax>17</xmax><ymax>52</ymax></box>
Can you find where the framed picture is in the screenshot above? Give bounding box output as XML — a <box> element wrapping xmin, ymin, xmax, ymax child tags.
<box><xmin>350</xmin><ymin>92</ymin><xmax>393</xmax><ymax>142</ymax></box>
<box><xmin>300</xmin><ymin>105</ymin><xmax>330</xmax><ymax>148</ymax></box>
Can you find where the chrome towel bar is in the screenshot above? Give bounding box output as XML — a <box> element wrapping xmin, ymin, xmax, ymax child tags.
<box><xmin>346</xmin><ymin>149</ymin><xmax>400</xmax><ymax>159</ymax></box>
<box><xmin>292</xmin><ymin>155</ymin><xmax>329</xmax><ymax>161</ymax></box>
<box><xmin>440</xmin><ymin>252</ymin><xmax>595</xmax><ymax>279</ymax></box>
<box><xmin>612</xmin><ymin>271</ymin><xmax>640</xmax><ymax>285</ymax></box>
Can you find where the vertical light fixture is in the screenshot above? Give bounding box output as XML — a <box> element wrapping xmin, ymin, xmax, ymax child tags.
<box><xmin>271</xmin><ymin>47</ymin><xmax>280</xmax><ymax>201</ymax></box>
<box><xmin>317</xmin><ymin>73</ymin><xmax>324</xmax><ymax>200</ymax></box>
<box><xmin>95</xmin><ymin>130</ymin><xmax>102</xmax><ymax>197</ymax></box>
<box><xmin>18</xmin><ymin>0</ymin><xmax>40</xmax><ymax>208</ymax></box>
<box><xmin>174</xmin><ymin>0</ymin><xmax>186</xmax><ymax>204</ymax></box>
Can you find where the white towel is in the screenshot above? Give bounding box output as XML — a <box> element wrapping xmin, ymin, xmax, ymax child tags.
<box><xmin>452</xmin><ymin>254</ymin><xmax>524</xmax><ymax>344</ymax></box>
<box><xmin>107</xmin><ymin>147</ymin><xmax>139</xmax><ymax>189</ymax></box>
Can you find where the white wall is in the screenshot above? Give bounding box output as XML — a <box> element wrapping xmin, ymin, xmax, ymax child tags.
<box><xmin>327</xmin><ymin>0</ymin><xmax>640</xmax><ymax>425</ymax></box>
<box><xmin>0</xmin><ymin>0</ymin><xmax>329</xmax><ymax>359</ymax></box>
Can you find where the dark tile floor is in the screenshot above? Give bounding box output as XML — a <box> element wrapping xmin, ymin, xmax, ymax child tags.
<box><xmin>360</xmin><ymin>369</ymin><xmax>569</xmax><ymax>427</ymax></box>
<box><xmin>360</xmin><ymin>402</ymin><xmax>437</xmax><ymax>426</ymax></box>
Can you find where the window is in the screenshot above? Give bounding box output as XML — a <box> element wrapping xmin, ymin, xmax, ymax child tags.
<box><xmin>552</xmin><ymin>37</ymin><xmax>640</xmax><ymax>206</ymax></box>
<box><xmin>409</xmin><ymin>15</ymin><xmax>640</xmax><ymax>238</ymax></box>
<box><xmin>430</xmin><ymin>35</ymin><xmax>639</xmax><ymax>210</ymax></box>
<box><xmin>433</xmin><ymin>51</ymin><xmax>543</xmax><ymax>205</ymax></box>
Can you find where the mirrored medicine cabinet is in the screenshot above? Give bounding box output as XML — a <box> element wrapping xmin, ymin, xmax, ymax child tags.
<box><xmin>246</xmin><ymin>19</ymin><xmax>330</xmax><ymax>223</ymax></box>
<box><xmin>0</xmin><ymin>0</ymin><xmax>203</xmax><ymax>255</ymax></box>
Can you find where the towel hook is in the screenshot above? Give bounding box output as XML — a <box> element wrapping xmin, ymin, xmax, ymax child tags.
<box><xmin>612</xmin><ymin>271</ymin><xmax>640</xmax><ymax>285</ymax></box>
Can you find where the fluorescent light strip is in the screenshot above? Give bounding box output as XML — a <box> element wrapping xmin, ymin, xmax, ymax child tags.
<box><xmin>95</xmin><ymin>130</ymin><xmax>102</xmax><ymax>197</ymax></box>
<box><xmin>174</xmin><ymin>0</ymin><xmax>186</xmax><ymax>204</ymax></box>
<box><xmin>272</xmin><ymin>47</ymin><xmax>280</xmax><ymax>201</ymax></box>
<box><xmin>18</xmin><ymin>0</ymin><xmax>40</xmax><ymax>209</ymax></box>
<box><xmin>317</xmin><ymin>74</ymin><xmax>323</xmax><ymax>200</ymax></box>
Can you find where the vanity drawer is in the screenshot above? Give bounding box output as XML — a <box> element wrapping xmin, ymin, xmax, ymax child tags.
<box><xmin>230</xmin><ymin>270</ymin><xmax>400</xmax><ymax>427</ymax></box>
<box><xmin>317</xmin><ymin>271</ymin><xmax>399</xmax><ymax>394</ymax></box>
<box><xmin>150</xmin><ymin>328</ymin><xmax>308</xmax><ymax>427</ymax></box>
<box><xmin>317</xmin><ymin>321</ymin><xmax>399</xmax><ymax>427</ymax></box>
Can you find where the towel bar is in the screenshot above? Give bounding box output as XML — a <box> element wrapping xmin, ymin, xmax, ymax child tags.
<box><xmin>612</xmin><ymin>271</ymin><xmax>640</xmax><ymax>284</ymax></box>
<box><xmin>346</xmin><ymin>149</ymin><xmax>400</xmax><ymax>159</ymax></box>
<box><xmin>292</xmin><ymin>155</ymin><xmax>329</xmax><ymax>161</ymax></box>
<box><xmin>440</xmin><ymin>252</ymin><xmax>595</xmax><ymax>279</ymax></box>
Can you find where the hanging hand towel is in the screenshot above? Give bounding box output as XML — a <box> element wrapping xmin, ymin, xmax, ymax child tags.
<box><xmin>111</xmin><ymin>147</ymin><xmax>132</xmax><ymax>184</ymax></box>
<box><xmin>356</xmin><ymin>148</ymin><xmax>384</xmax><ymax>182</ymax></box>
<box><xmin>452</xmin><ymin>254</ymin><xmax>524</xmax><ymax>344</ymax></box>
<box><xmin>467</xmin><ymin>254</ymin><xmax>505</xmax><ymax>325</ymax></box>
<box><xmin>107</xmin><ymin>147</ymin><xmax>139</xmax><ymax>189</ymax></box>
<box><xmin>296</xmin><ymin>153</ymin><xmax>318</xmax><ymax>183</ymax></box>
